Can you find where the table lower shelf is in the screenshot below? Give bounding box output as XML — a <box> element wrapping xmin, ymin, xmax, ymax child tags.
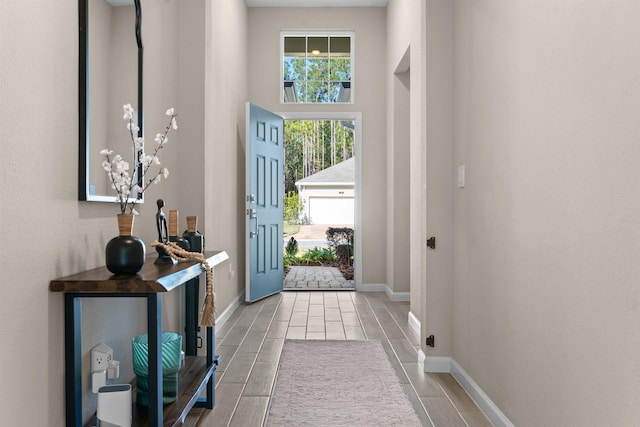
<box><xmin>87</xmin><ymin>355</ymin><xmax>217</xmax><ymax>427</ymax></box>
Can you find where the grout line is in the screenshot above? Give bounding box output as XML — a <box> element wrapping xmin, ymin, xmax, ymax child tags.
<box><xmin>221</xmin><ymin>296</ymin><xmax>283</xmax><ymax>427</ymax></box>
<box><xmin>260</xmin><ymin>298</ymin><xmax>289</xmax><ymax>427</ymax></box>
<box><xmin>349</xmin><ymin>291</ymin><xmax>367</xmax><ymax>339</ymax></box>
<box><xmin>375</xmin><ymin>297</ymin><xmax>474</xmax><ymax>427</ymax></box>
<box><xmin>360</xmin><ymin>293</ymin><xmax>436</xmax><ymax>427</ymax></box>
<box><xmin>207</xmin><ymin>292</ymin><xmax>488</xmax><ymax>427</ymax></box>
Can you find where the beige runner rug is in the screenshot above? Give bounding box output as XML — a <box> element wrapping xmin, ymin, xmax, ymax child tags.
<box><xmin>265</xmin><ymin>339</ymin><xmax>421</xmax><ymax>426</ymax></box>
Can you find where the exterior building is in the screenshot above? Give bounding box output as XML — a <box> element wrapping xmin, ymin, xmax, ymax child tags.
<box><xmin>296</xmin><ymin>157</ymin><xmax>355</xmax><ymax>224</ymax></box>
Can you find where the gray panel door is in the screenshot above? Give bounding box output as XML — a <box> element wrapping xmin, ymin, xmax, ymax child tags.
<box><xmin>245</xmin><ymin>103</ymin><xmax>284</xmax><ymax>303</ymax></box>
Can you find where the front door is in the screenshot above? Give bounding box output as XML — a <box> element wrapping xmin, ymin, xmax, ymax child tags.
<box><xmin>245</xmin><ymin>103</ymin><xmax>284</xmax><ymax>303</ymax></box>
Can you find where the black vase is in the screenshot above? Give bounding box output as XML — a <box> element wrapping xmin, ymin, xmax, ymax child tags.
<box><xmin>183</xmin><ymin>216</ymin><xmax>203</xmax><ymax>253</ymax></box>
<box><xmin>105</xmin><ymin>214</ymin><xmax>146</xmax><ymax>275</ymax></box>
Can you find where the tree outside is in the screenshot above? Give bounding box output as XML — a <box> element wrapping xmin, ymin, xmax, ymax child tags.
<box><xmin>284</xmin><ymin>119</ymin><xmax>355</xmax><ymax>195</ymax></box>
<box><xmin>283</xmin><ymin>34</ymin><xmax>352</xmax><ymax>103</ymax></box>
<box><xmin>283</xmin><ymin>119</ymin><xmax>356</xmax><ymax>282</ymax></box>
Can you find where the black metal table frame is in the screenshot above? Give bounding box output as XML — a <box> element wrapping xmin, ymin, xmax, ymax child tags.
<box><xmin>64</xmin><ymin>291</ymin><xmax>215</xmax><ymax>427</ymax></box>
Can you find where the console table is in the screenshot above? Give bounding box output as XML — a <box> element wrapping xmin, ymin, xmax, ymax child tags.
<box><xmin>50</xmin><ymin>250</ymin><xmax>229</xmax><ymax>427</ymax></box>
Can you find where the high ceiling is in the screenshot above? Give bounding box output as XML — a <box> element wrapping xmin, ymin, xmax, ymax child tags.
<box><xmin>246</xmin><ymin>0</ymin><xmax>387</xmax><ymax>7</ymax></box>
<box><xmin>107</xmin><ymin>0</ymin><xmax>388</xmax><ymax>8</ymax></box>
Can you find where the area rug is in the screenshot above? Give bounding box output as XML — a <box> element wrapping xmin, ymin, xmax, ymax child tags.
<box><xmin>265</xmin><ymin>340</ymin><xmax>421</xmax><ymax>426</ymax></box>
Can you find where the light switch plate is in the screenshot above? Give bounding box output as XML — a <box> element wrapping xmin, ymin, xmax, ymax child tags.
<box><xmin>457</xmin><ymin>165</ymin><xmax>465</xmax><ymax>188</ymax></box>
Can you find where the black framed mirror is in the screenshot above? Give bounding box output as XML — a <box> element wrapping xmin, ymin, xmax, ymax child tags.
<box><xmin>79</xmin><ymin>0</ymin><xmax>143</xmax><ymax>202</ymax></box>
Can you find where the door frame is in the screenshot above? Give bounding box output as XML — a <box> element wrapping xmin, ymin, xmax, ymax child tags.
<box><xmin>277</xmin><ymin>111</ymin><xmax>363</xmax><ymax>290</ymax></box>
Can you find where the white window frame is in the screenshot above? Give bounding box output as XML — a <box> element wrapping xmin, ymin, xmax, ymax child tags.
<box><xmin>280</xmin><ymin>30</ymin><xmax>355</xmax><ymax>105</ymax></box>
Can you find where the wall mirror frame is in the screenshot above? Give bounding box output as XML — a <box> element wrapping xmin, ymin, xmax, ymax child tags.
<box><xmin>78</xmin><ymin>0</ymin><xmax>144</xmax><ymax>202</ymax></box>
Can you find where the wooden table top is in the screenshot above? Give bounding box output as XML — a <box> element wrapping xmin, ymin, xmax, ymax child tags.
<box><xmin>50</xmin><ymin>250</ymin><xmax>229</xmax><ymax>293</ymax></box>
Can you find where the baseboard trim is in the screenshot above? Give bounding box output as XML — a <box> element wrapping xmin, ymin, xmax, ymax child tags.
<box><xmin>450</xmin><ymin>359</ymin><xmax>515</xmax><ymax>427</ymax></box>
<box><xmin>424</xmin><ymin>356</ymin><xmax>452</xmax><ymax>373</ymax></box>
<box><xmin>418</xmin><ymin>349</ymin><xmax>426</xmax><ymax>365</ymax></box>
<box><xmin>385</xmin><ymin>287</ymin><xmax>410</xmax><ymax>301</ymax></box>
<box><xmin>359</xmin><ymin>283</ymin><xmax>387</xmax><ymax>292</ymax></box>
<box><xmin>215</xmin><ymin>290</ymin><xmax>244</xmax><ymax>329</ymax></box>
<box><xmin>408</xmin><ymin>311</ymin><xmax>421</xmax><ymax>336</ymax></box>
<box><xmin>359</xmin><ymin>283</ymin><xmax>410</xmax><ymax>301</ymax></box>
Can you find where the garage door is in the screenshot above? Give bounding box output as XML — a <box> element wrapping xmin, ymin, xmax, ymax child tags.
<box><xmin>309</xmin><ymin>197</ymin><xmax>354</xmax><ymax>224</ymax></box>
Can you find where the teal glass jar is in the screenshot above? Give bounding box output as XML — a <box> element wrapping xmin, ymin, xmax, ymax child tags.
<box><xmin>132</xmin><ymin>332</ymin><xmax>182</xmax><ymax>406</ymax></box>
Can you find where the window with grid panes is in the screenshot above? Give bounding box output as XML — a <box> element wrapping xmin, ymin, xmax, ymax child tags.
<box><xmin>282</xmin><ymin>32</ymin><xmax>353</xmax><ymax>104</ymax></box>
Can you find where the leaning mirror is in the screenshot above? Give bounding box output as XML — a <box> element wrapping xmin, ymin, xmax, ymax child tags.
<box><xmin>79</xmin><ymin>0</ymin><xmax>143</xmax><ymax>202</ymax></box>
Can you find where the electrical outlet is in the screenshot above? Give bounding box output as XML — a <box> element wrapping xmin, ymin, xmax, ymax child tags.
<box><xmin>91</xmin><ymin>343</ymin><xmax>114</xmax><ymax>373</ymax></box>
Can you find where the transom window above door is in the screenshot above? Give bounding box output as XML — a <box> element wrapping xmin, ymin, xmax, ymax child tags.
<box><xmin>281</xmin><ymin>32</ymin><xmax>353</xmax><ymax>104</ymax></box>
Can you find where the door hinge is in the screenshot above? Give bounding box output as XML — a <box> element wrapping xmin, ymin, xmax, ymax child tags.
<box><xmin>426</xmin><ymin>236</ymin><xmax>436</xmax><ymax>249</ymax></box>
<box><xmin>426</xmin><ymin>335</ymin><xmax>435</xmax><ymax>348</ymax></box>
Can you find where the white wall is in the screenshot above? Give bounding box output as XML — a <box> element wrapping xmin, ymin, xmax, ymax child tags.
<box><xmin>386</xmin><ymin>0</ymin><xmax>414</xmax><ymax>297</ymax></box>
<box><xmin>0</xmin><ymin>0</ymin><xmax>213</xmax><ymax>423</ymax></box>
<box><xmin>177</xmin><ymin>0</ymin><xmax>206</xmax><ymax>223</ymax></box>
<box><xmin>389</xmin><ymin>70</ymin><xmax>411</xmax><ymax>294</ymax></box>
<box><xmin>452</xmin><ymin>0</ymin><xmax>640</xmax><ymax>424</ymax></box>
<box><xmin>247</xmin><ymin>7</ymin><xmax>387</xmax><ymax>286</ymax></box>
<box><xmin>390</xmin><ymin>0</ymin><xmax>640</xmax><ymax>424</ymax></box>
<box><xmin>422</xmin><ymin>0</ymin><xmax>455</xmax><ymax>360</ymax></box>
<box><xmin>387</xmin><ymin>0</ymin><xmax>455</xmax><ymax>358</ymax></box>
<box><xmin>204</xmin><ymin>0</ymin><xmax>248</xmax><ymax>313</ymax></box>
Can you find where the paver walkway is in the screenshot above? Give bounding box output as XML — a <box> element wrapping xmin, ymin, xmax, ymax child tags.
<box><xmin>284</xmin><ymin>266</ymin><xmax>354</xmax><ymax>290</ymax></box>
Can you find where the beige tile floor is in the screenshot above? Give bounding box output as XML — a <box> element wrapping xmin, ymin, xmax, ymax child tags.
<box><xmin>185</xmin><ymin>291</ymin><xmax>492</xmax><ymax>427</ymax></box>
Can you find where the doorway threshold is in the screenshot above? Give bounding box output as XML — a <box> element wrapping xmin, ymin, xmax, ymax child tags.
<box><xmin>284</xmin><ymin>266</ymin><xmax>354</xmax><ymax>290</ymax></box>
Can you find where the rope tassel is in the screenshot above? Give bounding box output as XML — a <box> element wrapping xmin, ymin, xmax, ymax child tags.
<box><xmin>152</xmin><ymin>240</ymin><xmax>216</xmax><ymax>326</ymax></box>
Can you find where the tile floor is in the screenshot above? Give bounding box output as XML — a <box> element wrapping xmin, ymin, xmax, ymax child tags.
<box><xmin>184</xmin><ymin>291</ymin><xmax>492</xmax><ymax>427</ymax></box>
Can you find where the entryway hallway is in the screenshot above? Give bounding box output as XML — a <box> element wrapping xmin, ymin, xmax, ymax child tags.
<box><xmin>185</xmin><ymin>291</ymin><xmax>492</xmax><ymax>426</ymax></box>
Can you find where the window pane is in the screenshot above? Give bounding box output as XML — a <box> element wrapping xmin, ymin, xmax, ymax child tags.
<box><xmin>330</xmin><ymin>36</ymin><xmax>350</xmax><ymax>56</ymax></box>
<box><xmin>306</xmin><ymin>81</ymin><xmax>329</xmax><ymax>103</ymax></box>
<box><xmin>329</xmin><ymin>81</ymin><xmax>350</xmax><ymax>103</ymax></box>
<box><xmin>284</xmin><ymin>57</ymin><xmax>305</xmax><ymax>81</ymax></box>
<box><xmin>329</xmin><ymin>58</ymin><xmax>351</xmax><ymax>81</ymax></box>
<box><xmin>295</xmin><ymin>81</ymin><xmax>306</xmax><ymax>103</ymax></box>
<box><xmin>307</xmin><ymin>57</ymin><xmax>329</xmax><ymax>80</ymax></box>
<box><xmin>308</xmin><ymin>36</ymin><xmax>328</xmax><ymax>55</ymax></box>
<box><xmin>284</xmin><ymin>36</ymin><xmax>306</xmax><ymax>56</ymax></box>
<box><xmin>282</xmin><ymin>33</ymin><xmax>352</xmax><ymax>104</ymax></box>
<box><xmin>328</xmin><ymin>81</ymin><xmax>342</xmax><ymax>103</ymax></box>
<box><xmin>284</xmin><ymin>81</ymin><xmax>305</xmax><ymax>103</ymax></box>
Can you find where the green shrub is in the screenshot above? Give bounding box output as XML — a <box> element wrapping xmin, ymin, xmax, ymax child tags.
<box><xmin>299</xmin><ymin>247</ymin><xmax>335</xmax><ymax>264</ymax></box>
<box><xmin>284</xmin><ymin>252</ymin><xmax>298</xmax><ymax>268</ymax></box>
<box><xmin>285</xmin><ymin>237</ymin><xmax>298</xmax><ymax>256</ymax></box>
<box><xmin>326</xmin><ymin>227</ymin><xmax>354</xmax><ymax>264</ymax></box>
<box><xmin>284</xmin><ymin>191</ymin><xmax>303</xmax><ymax>223</ymax></box>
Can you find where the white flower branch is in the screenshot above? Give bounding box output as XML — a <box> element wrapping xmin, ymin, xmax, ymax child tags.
<box><xmin>101</xmin><ymin>103</ymin><xmax>177</xmax><ymax>214</ymax></box>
